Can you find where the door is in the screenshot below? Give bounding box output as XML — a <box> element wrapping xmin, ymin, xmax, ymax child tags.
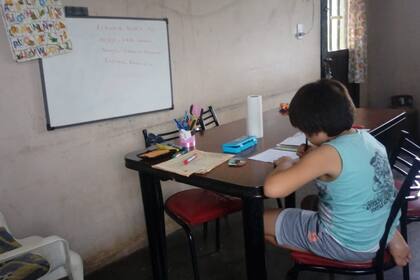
<box><xmin>321</xmin><ymin>0</ymin><xmax>359</xmax><ymax>107</ymax></box>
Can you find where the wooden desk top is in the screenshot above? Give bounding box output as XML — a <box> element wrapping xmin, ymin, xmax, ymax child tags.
<box><xmin>126</xmin><ymin>107</ymin><xmax>406</xmax><ymax>197</ymax></box>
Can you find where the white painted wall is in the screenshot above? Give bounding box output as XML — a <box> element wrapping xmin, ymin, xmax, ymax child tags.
<box><xmin>0</xmin><ymin>0</ymin><xmax>320</xmax><ymax>272</ymax></box>
<box><xmin>367</xmin><ymin>0</ymin><xmax>420</xmax><ymax>139</ymax></box>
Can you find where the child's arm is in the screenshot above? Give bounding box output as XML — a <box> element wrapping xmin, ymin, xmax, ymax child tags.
<box><xmin>264</xmin><ymin>144</ymin><xmax>341</xmax><ymax>198</ymax></box>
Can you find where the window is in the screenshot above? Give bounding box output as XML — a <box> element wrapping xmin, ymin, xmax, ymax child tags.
<box><xmin>328</xmin><ymin>0</ymin><xmax>347</xmax><ymax>51</ymax></box>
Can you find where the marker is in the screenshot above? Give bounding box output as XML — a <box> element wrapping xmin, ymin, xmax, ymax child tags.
<box><xmin>172</xmin><ymin>149</ymin><xmax>187</xmax><ymax>158</ymax></box>
<box><xmin>189</xmin><ymin>119</ymin><xmax>196</xmax><ymax>130</ymax></box>
<box><xmin>183</xmin><ymin>153</ymin><xmax>197</xmax><ymax>165</ymax></box>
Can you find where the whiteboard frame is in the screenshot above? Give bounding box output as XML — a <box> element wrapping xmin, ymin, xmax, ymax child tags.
<box><xmin>39</xmin><ymin>16</ymin><xmax>174</xmax><ymax>130</ymax></box>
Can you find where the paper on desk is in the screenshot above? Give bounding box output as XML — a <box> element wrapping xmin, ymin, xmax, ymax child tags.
<box><xmin>249</xmin><ymin>148</ymin><xmax>298</xmax><ymax>163</ymax></box>
<box><xmin>278</xmin><ymin>132</ymin><xmax>306</xmax><ymax>146</ymax></box>
<box><xmin>153</xmin><ymin>150</ymin><xmax>233</xmax><ymax>177</ymax></box>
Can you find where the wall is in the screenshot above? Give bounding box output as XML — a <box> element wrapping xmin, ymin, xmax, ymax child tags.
<box><xmin>0</xmin><ymin>0</ymin><xmax>320</xmax><ymax>273</ymax></box>
<box><xmin>367</xmin><ymin>0</ymin><xmax>420</xmax><ymax>138</ymax></box>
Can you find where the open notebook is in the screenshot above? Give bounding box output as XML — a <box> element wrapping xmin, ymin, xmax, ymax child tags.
<box><xmin>249</xmin><ymin>132</ymin><xmax>305</xmax><ymax>163</ymax></box>
<box><xmin>153</xmin><ymin>150</ymin><xmax>233</xmax><ymax>177</ymax></box>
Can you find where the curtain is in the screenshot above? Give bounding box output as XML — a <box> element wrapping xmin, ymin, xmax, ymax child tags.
<box><xmin>347</xmin><ymin>0</ymin><xmax>368</xmax><ymax>83</ymax></box>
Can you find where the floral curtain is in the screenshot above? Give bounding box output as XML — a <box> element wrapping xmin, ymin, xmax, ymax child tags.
<box><xmin>347</xmin><ymin>0</ymin><xmax>367</xmax><ymax>83</ymax></box>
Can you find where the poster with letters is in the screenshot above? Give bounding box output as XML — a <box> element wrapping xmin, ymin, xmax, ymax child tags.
<box><xmin>1</xmin><ymin>0</ymin><xmax>72</xmax><ymax>62</ymax></box>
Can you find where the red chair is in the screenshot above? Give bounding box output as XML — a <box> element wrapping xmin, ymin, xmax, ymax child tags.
<box><xmin>286</xmin><ymin>157</ymin><xmax>420</xmax><ymax>280</ymax></box>
<box><xmin>142</xmin><ymin>109</ymin><xmax>242</xmax><ymax>280</ymax></box>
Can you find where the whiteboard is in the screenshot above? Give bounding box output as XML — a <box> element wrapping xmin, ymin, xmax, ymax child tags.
<box><xmin>40</xmin><ymin>16</ymin><xmax>173</xmax><ymax>129</ymax></box>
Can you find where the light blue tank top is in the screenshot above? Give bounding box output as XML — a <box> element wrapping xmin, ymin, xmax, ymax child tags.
<box><xmin>317</xmin><ymin>130</ymin><xmax>398</xmax><ymax>252</ymax></box>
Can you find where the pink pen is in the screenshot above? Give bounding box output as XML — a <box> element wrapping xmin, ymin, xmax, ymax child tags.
<box><xmin>183</xmin><ymin>154</ymin><xmax>197</xmax><ymax>165</ymax></box>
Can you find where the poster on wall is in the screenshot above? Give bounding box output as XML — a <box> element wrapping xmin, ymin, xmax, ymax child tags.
<box><xmin>0</xmin><ymin>0</ymin><xmax>72</xmax><ymax>62</ymax></box>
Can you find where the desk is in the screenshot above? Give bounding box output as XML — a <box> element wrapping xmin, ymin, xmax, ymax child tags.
<box><xmin>125</xmin><ymin>107</ymin><xmax>406</xmax><ymax>280</ymax></box>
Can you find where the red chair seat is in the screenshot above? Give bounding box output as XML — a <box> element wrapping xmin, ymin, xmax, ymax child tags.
<box><xmin>290</xmin><ymin>250</ymin><xmax>393</xmax><ymax>269</ymax></box>
<box><xmin>165</xmin><ymin>189</ymin><xmax>242</xmax><ymax>225</ymax></box>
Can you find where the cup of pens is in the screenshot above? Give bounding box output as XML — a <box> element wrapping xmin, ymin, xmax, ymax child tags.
<box><xmin>179</xmin><ymin>129</ymin><xmax>196</xmax><ymax>149</ymax></box>
<box><xmin>174</xmin><ymin>112</ymin><xmax>198</xmax><ymax>149</ymax></box>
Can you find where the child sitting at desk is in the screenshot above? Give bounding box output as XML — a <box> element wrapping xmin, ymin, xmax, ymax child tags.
<box><xmin>263</xmin><ymin>79</ymin><xmax>410</xmax><ymax>266</ymax></box>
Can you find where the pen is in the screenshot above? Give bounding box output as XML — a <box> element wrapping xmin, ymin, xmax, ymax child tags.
<box><xmin>183</xmin><ymin>153</ymin><xmax>197</xmax><ymax>165</ymax></box>
<box><xmin>174</xmin><ymin>118</ymin><xmax>182</xmax><ymax>129</ymax></box>
<box><xmin>172</xmin><ymin>149</ymin><xmax>187</xmax><ymax>158</ymax></box>
<box><xmin>304</xmin><ymin>138</ymin><xmax>309</xmax><ymax>152</ymax></box>
<box><xmin>189</xmin><ymin>119</ymin><xmax>196</xmax><ymax>130</ymax></box>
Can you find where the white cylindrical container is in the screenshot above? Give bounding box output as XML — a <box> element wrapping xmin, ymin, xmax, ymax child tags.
<box><xmin>246</xmin><ymin>95</ymin><xmax>263</xmax><ymax>138</ymax></box>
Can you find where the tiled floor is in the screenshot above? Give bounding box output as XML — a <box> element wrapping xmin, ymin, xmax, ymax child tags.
<box><xmin>87</xmin><ymin>205</ymin><xmax>420</xmax><ymax>280</ymax></box>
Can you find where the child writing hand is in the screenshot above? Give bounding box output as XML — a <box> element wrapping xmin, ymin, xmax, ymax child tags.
<box><xmin>296</xmin><ymin>143</ymin><xmax>316</xmax><ymax>158</ymax></box>
<box><xmin>263</xmin><ymin>79</ymin><xmax>410</xmax><ymax>266</ymax></box>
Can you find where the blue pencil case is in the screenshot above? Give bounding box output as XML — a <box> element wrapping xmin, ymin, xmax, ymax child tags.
<box><xmin>222</xmin><ymin>136</ymin><xmax>258</xmax><ymax>154</ymax></box>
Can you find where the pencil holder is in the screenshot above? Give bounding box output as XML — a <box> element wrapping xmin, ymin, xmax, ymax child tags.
<box><xmin>179</xmin><ymin>129</ymin><xmax>196</xmax><ymax>149</ymax></box>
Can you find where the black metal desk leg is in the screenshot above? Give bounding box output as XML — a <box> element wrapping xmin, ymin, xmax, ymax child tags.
<box><xmin>139</xmin><ymin>173</ymin><xmax>168</xmax><ymax>280</ymax></box>
<box><xmin>242</xmin><ymin>197</ymin><xmax>267</xmax><ymax>280</ymax></box>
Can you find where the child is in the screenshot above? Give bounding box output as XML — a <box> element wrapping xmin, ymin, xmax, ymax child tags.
<box><xmin>263</xmin><ymin>79</ymin><xmax>410</xmax><ymax>266</ymax></box>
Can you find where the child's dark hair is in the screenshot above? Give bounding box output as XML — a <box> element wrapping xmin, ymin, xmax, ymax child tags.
<box><xmin>288</xmin><ymin>79</ymin><xmax>355</xmax><ymax>137</ymax></box>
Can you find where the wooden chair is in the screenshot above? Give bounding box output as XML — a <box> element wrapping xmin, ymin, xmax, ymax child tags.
<box><xmin>286</xmin><ymin>157</ymin><xmax>420</xmax><ymax>280</ymax></box>
<box><xmin>142</xmin><ymin>122</ymin><xmax>242</xmax><ymax>280</ymax></box>
<box><xmin>389</xmin><ymin>130</ymin><xmax>420</xmax><ymax>280</ymax></box>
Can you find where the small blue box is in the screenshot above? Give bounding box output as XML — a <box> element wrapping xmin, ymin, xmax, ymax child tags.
<box><xmin>222</xmin><ymin>136</ymin><xmax>258</xmax><ymax>154</ymax></box>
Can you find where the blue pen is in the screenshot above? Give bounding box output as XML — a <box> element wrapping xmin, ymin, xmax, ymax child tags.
<box><xmin>174</xmin><ymin>118</ymin><xmax>182</xmax><ymax>129</ymax></box>
<box><xmin>179</xmin><ymin>120</ymin><xmax>186</xmax><ymax>130</ymax></box>
<box><xmin>184</xmin><ymin>111</ymin><xmax>188</xmax><ymax>123</ymax></box>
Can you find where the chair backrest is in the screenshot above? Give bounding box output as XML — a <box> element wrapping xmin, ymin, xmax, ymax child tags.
<box><xmin>197</xmin><ymin>106</ymin><xmax>219</xmax><ymax>131</ymax></box>
<box><xmin>374</xmin><ymin>132</ymin><xmax>420</xmax><ymax>268</ymax></box>
<box><xmin>142</xmin><ymin>128</ymin><xmax>179</xmax><ymax>148</ymax></box>
<box><xmin>142</xmin><ymin>105</ymin><xmax>219</xmax><ymax>147</ymax></box>
<box><xmin>375</xmin><ymin>157</ymin><xmax>419</xmax><ymax>267</ymax></box>
<box><xmin>389</xmin><ymin>130</ymin><xmax>420</xmax><ymax>175</ymax></box>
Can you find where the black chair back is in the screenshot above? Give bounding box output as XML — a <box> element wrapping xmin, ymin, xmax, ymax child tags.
<box><xmin>197</xmin><ymin>106</ymin><xmax>219</xmax><ymax>131</ymax></box>
<box><xmin>142</xmin><ymin>128</ymin><xmax>179</xmax><ymax>148</ymax></box>
<box><xmin>374</xmin><ymin>157</ymin><xmax>420</xmax><ymax>270</ymax></box>
<box><xmin>389</xmin><ymin>130</ymin><xmax>420</xmax><ymax>229</ymax></box>
<box><xmin>389</xmin><ymin>130</ymin><xmax>420</xmax><ymax>176</ymax></box>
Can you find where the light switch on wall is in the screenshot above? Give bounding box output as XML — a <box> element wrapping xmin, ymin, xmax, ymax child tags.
<box><xmin>295</xmin><ymin>23</ymin><xmax>305</xmax><ymax>39</ymax></box>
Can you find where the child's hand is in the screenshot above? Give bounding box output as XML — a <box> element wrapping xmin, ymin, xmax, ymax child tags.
<box><xmin>296</xmin><ymin>144</ymin><xmax>316</xmax><ymax>158</ymax></box>
<box><xmin>273</xmin><ymin>156</ymin><xmax>295</xmax><ymax>171</ymax></box>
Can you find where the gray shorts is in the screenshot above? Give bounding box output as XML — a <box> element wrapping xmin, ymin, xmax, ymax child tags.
<box><xmin>275</xmin><ymin>208</ymin><xmax>376</xmax><ymax>262</ymax></box>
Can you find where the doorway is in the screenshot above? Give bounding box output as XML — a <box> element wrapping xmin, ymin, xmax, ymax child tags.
<box><xmin>320</xmin><ymin>0</ymin><xmax>360</xmax><ymax>106</ymax></box>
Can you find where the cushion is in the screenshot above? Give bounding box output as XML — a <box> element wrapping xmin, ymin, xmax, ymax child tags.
<box><xmin>165</xmin><ymin>189</ymin><xmax>242</xmax><ymax>225</ymax></box>
<box><xmin>0</xmin><ymin>227</ymin><xmax>50</xmax><ymax>280</ymax></box>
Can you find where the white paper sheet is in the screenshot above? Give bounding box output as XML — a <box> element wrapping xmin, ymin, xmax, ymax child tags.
<box><xmin>277</xmin><ymin>132</ymin><xmax>306</xmax><ymax>146</ymax></box>
<box><xmin>249</xmin><ymin>148</ymin><xmax>298</xmax><ymax>163</ymax></box>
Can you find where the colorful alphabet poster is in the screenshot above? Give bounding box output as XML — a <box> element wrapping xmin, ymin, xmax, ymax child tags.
<box><xmin>1</xmin><ymin>0</ymin><xmax>72</xmax><ymax>62</ymax></box>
